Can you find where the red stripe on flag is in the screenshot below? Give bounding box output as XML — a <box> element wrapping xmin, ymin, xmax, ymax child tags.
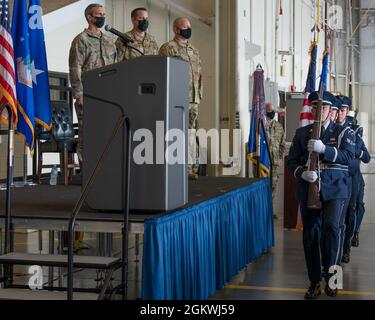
<box><xmin>0</xmin><ymin>74</ymin><xmax>16</xmax><ymax>105</ymax></box>
<box><xmin>300</xmin><ymin>112</ymin><xmax>314</xmax><ymax>121</ymax></box>
<box><xmin>0</xmin><ymin>54</ymin><xmax>15</xmax><ymax>80</ymax></box>
<box><xmin>0</xmin><ymin>34</ymin><xmax>14</xmax><ymax>58</ymax></box>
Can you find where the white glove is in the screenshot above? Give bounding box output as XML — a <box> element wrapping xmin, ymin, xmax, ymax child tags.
<box><xmin>301</xmin><ymin>171</ymin><xmax>318</xmax><ymax>183</ymax></box>
<box><xmin>308</xmin><ymin>139</ymin><xmax>326</xmax><ymax>154</ymax></box>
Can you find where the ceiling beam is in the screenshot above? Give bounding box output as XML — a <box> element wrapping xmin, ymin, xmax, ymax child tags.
<box><xmin>8</xmin><ymin>0</ymin><xmax>79</xmax><ymax>15</ymax></box>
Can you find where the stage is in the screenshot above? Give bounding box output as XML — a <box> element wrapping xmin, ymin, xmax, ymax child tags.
<box><xmin>0</xmin><ymin>176</ymin><xmax>274</xmax><ymax>300</ymax></box>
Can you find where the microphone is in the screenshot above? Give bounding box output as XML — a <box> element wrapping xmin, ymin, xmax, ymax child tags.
<box><xmin>104</xmin><ymin>25</ymin><xmax>134</xmax><ymax>43</ymax></box>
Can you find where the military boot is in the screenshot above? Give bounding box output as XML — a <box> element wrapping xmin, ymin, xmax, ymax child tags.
<box><xmin>325</xmin><ymin>274</ymin><xmax>338</xmax><ymax>297</ymax></box>
<box><xmin>304</xmin><ymin>282</ymin><xmax>322</xmax><ymax>300</ymax></box>
<box><xmin>351</xmin><ymin>233</ymin><xmax>359</xmax><ymax>247</ymax></box>
<box><xmin>341</xmin><ymin>251</ymin><xmax>351</xmax><ymax>264</ymax></box>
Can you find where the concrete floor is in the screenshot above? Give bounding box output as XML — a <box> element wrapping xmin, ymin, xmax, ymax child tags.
<box><xmin>213</xmin><ymin>160</ymin><xmax>375</xmax><ymax>300</ymax></box>
<box><xmin>3</xmin><ymin>160</ymin><xmax>375</xmax><ymax>300</ymax></box>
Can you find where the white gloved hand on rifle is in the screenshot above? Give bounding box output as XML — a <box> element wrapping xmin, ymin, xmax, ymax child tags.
<box><xmin>301</xmin><ymin>171</ymin><xmax>318</xmax><ymax>183</ymax></box>
<box><xmin>308</xmin><ymin>139</ymin><xmax>326</xmax><ymax>154</ymax></box>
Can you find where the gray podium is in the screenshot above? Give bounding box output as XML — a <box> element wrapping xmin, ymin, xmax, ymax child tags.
<box><xmin>82</xmin><ymin>56</ymin><xmax>189</xmax><ymax>212</ymax></box>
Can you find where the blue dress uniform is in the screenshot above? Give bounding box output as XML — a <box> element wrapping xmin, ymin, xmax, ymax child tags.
<box><xmin>335</xmin><ymin>96</ymin><xmax>372</xmax><ymax>262</ymax></box>
<box><xmin>335</xmin><ymin>96</ymin><xmax>353</xmax><ymax>263</ymax></box>
<box><xmin>351</xmin><ymin>127</ymin><xmax>371</xmax><ymax>247</ymax></box>
<box><xmin>287</xmin><ymin>91</ymin><xmax>355</xmax><ymax>299</ymax></box>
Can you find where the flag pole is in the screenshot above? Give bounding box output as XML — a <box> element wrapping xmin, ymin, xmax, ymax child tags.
<box><xmin>23</xmin><ymin>142</ymin><xmax>27</xmax><ymax>185</ymax></box>
<box><xmin>255</xmin><ymin>64</ymin><xmax>262</xmax><ymax>178</ymax></box>
<box><xmin>256</xmin><ymin>116</ymin><xmax>260</xmax><ymax>179</ymax></box>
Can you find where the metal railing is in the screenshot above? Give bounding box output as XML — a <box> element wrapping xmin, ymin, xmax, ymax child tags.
<box><xmin>0</xmin><ymin>104</ymin><xmax>15</xmax><ymax>285</ymax></box>
<box><xmin>0</xmin><ymin>105</ymin><xmax>14</xmax><ymax>256</ymax></box>
<box><xmin>67</xmin><ymin>96</ymin><xmax>131</xmax><ymax>300</ymax></box>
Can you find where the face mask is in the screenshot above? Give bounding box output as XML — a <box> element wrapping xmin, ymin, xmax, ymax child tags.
<box><xmin>138</xmin><ymin>19</ymin><xmax>149</xmax><ymax>32</ymax></box>
<box><xmin>180</xmin><ymin>28</ymin><xmax>192</xmax><ymax>39</ymax></box>
<box><xmin>266</xmin><ymin>111</ymin><xmax>275</xmax><ymax>120</ymax></box>
<box><xmin>93</xmin><ymin>16</ymin><xmax>105</xmax><ymax>28</ymax></box>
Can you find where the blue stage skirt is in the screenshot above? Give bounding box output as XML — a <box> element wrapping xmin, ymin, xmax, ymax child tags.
<box><xmin>142</xmin><ymin>178</ymin><xmax>274</xmax><ymax>300</ymax></box>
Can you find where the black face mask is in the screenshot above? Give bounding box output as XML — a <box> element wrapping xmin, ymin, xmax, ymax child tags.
<box><xmin>266</xmin><ymin>111</ymin><xmax>276</xmax><ymax>120</ymax></box>
<box><xmin>180</xmin><ymin>28</ymin><xmax>192</xmax><ymax>39</ymax></box>
<box><xmin>93</xmin><ymin>16</ymin><xmax>105</xmax><ymax>28</ymax></box>
<box><xmin>138</xmin><ymin>19</ymin><xmax>149</xmax><ymax>32</ymax></box>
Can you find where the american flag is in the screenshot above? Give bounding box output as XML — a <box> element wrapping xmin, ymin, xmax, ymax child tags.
<box><xmin>299</xmin><ymin>41</ymin><xmax>317</xmax><ymax>127</ymax></box>
<box><xmin>0</xmin><ymin>0</ymin><xmax>17</xmax><ymax>125</ymax></box>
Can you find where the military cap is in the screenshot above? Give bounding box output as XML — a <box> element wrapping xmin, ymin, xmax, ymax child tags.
<box><xmin>336</xmin><ymin>95</ymin><xmax>352</xmax><ymax>109</ymax></box>
<box><xmin>308</xmin><ymin>91</ymin><xmax>337</xmax><ymax>107</ymax></box>
<box><xmin>331</xmin><ymin>97</ymin><xmax>340</xmax><ymax>111</ymax></box>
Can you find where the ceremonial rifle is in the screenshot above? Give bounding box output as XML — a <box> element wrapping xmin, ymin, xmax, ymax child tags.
<box><xmin>307</xmin><ymin>84</ymin><xmax>324</xmax><ymax>210</ymax></box>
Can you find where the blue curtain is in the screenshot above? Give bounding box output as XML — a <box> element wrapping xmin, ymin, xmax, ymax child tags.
<box><xmin>142</xmin><ymin>179</ymin><xmax>275</xmax><ymax>300</ymax></box>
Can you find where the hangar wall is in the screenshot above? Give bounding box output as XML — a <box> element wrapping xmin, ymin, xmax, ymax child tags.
<box><xmin>1</xmin><ymin>0</ymin><xmax>372</xmax><ymax>180</ymax></box>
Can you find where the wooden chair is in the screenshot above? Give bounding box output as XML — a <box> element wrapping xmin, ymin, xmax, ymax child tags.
<box><xmin>36</xmin><ymin>101</ymin><xmax>79</xmax><ymax>185</ymax></box>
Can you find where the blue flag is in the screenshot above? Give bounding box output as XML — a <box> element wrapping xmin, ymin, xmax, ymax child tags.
<box><xmin>248</xmin><ymin>68</ymin><xmax>271</xmax><ymax>178</ymax></box>
<box><xmin>305</xmin><ymin>42</ymin><xmax>317</xmax><ymax>94</ymax></box>
<box><xmin>12</xmin><ymin>0</ymin><xmax>35</xmax><ymax>152</ymax></box>
<box><xmin>319</xmin><ymin>49</ymin><xmax>330</xmax><ymax>92</ymax></box>
<box><xmin>28</xmin><ymin>0</ymin><xmax>51</xmax><ymax>129</ymax></box>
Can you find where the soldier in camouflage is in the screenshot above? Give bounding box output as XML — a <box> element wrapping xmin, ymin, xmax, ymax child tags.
<box><xmin>159</xmin><ymin>17</ymin><xmax>203</xmax><ymax>179</ymax></box>
<box><xmin>266</xmin><ymin>103</ymin><xmax>286</xmax><ymax>203</ymax></box>
<box><xmin>117</xmin><ymin>7</ymin><xmax>159</xmax><ymax>61</ymax></box>
<box><xmin>69</xmin><ymin>3</ymin><xmax>118</xmax><ymax>163</ymax></box>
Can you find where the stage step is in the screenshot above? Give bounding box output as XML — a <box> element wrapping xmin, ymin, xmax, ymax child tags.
<box><xmin>0</xmin><ymin>253</ymin><xmax>121</xmax><ymax>269</ymax></box>
<box><xmin>0</xmin><ymin>288</ymin><xmax>98</xmax><ymax>300</ymax></box>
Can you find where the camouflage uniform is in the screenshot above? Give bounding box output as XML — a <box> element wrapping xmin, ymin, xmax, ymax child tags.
<box><xmin>268</xmin><ymin>119</ymin><xmax>286</xmax><ymax>197</ymax></box>
<box><xmin>116</xmin><ymin>30</ymin><xmax>159</xmax><ymax>61</ymax></box>
<box><xmin>68</xmin><ymin>29</ymin><xmax>117</xmax><ymax>161</ymax></box>
<box><xmin>159</xmin><ymin>38</ymin><xmax>203</xmax><ymax>173</ymax></box>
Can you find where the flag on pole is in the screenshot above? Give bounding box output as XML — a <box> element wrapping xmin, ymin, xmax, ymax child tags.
<box><xmin>12</xmin><ymin>0</ymin><xmax>36</xmax><ymax>152</ymax></box>
<box><xmin>0</xmin><ymin>0</ymin><xmax>17</xmax><ymax>126</ymax></box>
<box><xmin>28</xmin><ymin>0</ymin><xmax>51</xmax><ymax>129</ymax></box>
<box><xmin>296</xmin><ymin>41</ymin><xmax>318</xmax><ymax>232</ymax></box>
<box><xmin>299</xmin><ymin>41</ymin><xmax>318</xmax><ymax>128</ymax></box>
<box><xmin>248</xmin><ymin>67</ymin><xmax>270</xmax><ymax>178</ymax></box>
<box><xmin>319</xmin><ymin>48</ymin><xmax>330</xmax><ymax>92</ymax></box>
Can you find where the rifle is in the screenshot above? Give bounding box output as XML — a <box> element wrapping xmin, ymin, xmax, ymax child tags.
<box><xmin>307</xmin><ymin>85</ymin><xmax>324</xmax><ymax>210</ymax></box>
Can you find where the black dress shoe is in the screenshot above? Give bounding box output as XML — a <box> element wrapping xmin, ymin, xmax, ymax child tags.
<box><xmin>304</xmin><ymin>282</ymin><xmax>322</xmax><ymax>300</ymax></box>
<box><xmin>352</xmin><ymin>233</ymin><xmax>359</xmax><ymax>247</ymax></box>
<box><xmin>325</xmin><ymin>274</ymin><xmax>339</xmax><ymax>297</ymax></box>
<box><xmin>325</xmin><ymin>284</ymin><xmax>338</xmax><ymax>297</ymax></box>
<box><xmin>341</xmin><ymin>252</ymin><xmax>350</xmax><ymax>264</ymax></box>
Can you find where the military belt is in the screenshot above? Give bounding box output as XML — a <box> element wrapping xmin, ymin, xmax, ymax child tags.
<box><xmin>302</xmin><ymin>164</ymin><xmax>349</xmax><ymax>172</ymax></box>
<box><xmin>319</xmin><ymin>164</ymin><xmax>349</xmax><ymax>171</ymax></box>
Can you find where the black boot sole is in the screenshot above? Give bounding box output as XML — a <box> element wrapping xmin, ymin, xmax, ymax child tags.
<box><xmin>325</xmin><ymin>289</ymin><xmax>338</xmax><ymax>297</ymax></box>
<box><xmin>304</xmin><ymin>288</ymin><xmax>322</xmax><ymax>300</ymax></box>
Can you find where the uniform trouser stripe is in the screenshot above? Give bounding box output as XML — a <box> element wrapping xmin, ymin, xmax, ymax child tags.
<box><xmin>334</xmin><ymin>200</ymin><xmax>346</xmax><ymax>267</ymax></box>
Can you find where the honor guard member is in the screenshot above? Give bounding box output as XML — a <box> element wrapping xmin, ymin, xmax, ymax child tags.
<box><xmin>159</xmin><ymin>17</ymin><xmax>203</xmax><ymax>179</ymax></box>
<box><xmin>352</xmin><ymin>125</ymin><xmax>371</xmax><ymax>247</ymax></box>
<box><xmin>330</xmin><ymin>99</ymin><xmax>339</xmax><ymax>122</ymax></box>
<box><xmin>69</xmin><ymin>3</ymin><xmax>118</xmax><ymax>164</ymax></box>
<box><xmin>288</xmin><ymin>91</ymin><xmax>355</xmax><ymax>299</ymax></box>
<box><xmin>116</xmin><ymin>7</ymin><xmax>159</xmax><ymax>61</ymax></box>
<box><xmin>336</xmin><ymin>96</ymin><xmax>371</xmax><ymax>262</ymax></box>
